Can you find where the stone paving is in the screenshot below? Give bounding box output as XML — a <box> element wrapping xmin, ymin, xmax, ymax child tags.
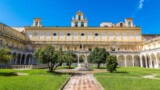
<box><xmin>63</xmin><ymin>73</ymin><xmax>103</xmax><ymax>90</ymax></box>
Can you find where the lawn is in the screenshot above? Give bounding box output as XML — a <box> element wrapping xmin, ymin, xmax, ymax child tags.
<box><xmin>0</xmin><ymin>69</ymin><xmax>70</xmax><ymax>90</ymax></box>
<box><xmin>94</xmin><ymin>67</ymin><xmax>160</xmax><ymax>90</ymax></box>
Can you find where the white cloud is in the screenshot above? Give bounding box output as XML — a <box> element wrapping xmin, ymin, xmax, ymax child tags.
<box><xmin>138</xmin><ymin>0</ymin><xmax>145</xmax><ymax>9</ymax></box>
<box><xmin>131</xmin><ymin>0</ymin><xmax>147</xmax><ymax>17</ymax></box>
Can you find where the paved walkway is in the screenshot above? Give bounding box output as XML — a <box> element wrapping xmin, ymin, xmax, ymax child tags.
<box><xmin>63</xmin><ymin>73</ymin><xmax>103</xmax><ymax>90</ymax></box>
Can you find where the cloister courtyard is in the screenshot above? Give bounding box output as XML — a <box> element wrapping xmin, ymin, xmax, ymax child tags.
<box><xmin>1</xmin><ymin>66</ymin><xmax>160</xmax><ymax>90</ymax></box>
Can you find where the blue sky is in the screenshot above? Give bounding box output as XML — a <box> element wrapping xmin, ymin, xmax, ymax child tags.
<box><xmin>0</xmin><ymin>0</ymin><xmax>159</xmax><ymax>34</ymax></box>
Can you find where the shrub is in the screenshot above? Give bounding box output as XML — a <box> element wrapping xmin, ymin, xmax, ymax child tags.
<box><xmin>106</xmin><ymin>55</ymin><xmax>118</xmax><ymax>73</ymax></box>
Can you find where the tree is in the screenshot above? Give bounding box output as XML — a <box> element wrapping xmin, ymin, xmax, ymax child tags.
<box><xmin>34</xmin><ymin>46</ymin><xmax>60</xmax><ymax>72</ymax></box>
<box><xmin>56</xmin><ymin>47</ymin><xmax>65</xmax><ymax>66</ymax></box>
<box><xmin>64</xmin><ymin>52</ymin><xmax>76</xmax><ymax>68</ymax></box>
<box><xmin>0</xmin><ymin>47</ymin><xmax>12</xmax><ymax>64</ymax></box>
<box><xmin>106</xmin><ymin>55</ymin><xmax>118</xmax><ymax>73</ymax></box>
<box><xmin>88</xmin><ymin>48</ymin><xmax>109</xmax><ymax>68</ymax></box>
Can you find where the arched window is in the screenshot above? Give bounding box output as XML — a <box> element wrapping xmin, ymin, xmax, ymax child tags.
<box><xmin>78</xmin><ymin>15</ymin><xmax>81</xmax><ymax>20</ymax></box>
<box><xmin>128</xmin><ymin>22</ymin><xmax>131</xmax><ymax>27</ymax></box>
<box><xmin>75</xmin><ymin>22</ymin><xmax>78</xmax><ymax>27</ymax></box>
<box><xmin>104</xmin><ymin>25</ymin><xmax>108</xmax><ymax>27</ymax></box>
<box><xmin>120</xmin><ymin>23</ymin><xmax>123</xmax><ymax>27</ymax></box>
<box><xmin>81</xmin><ymin>22</ymin><xmax>84</xmax><ymax>27</ymax></box>
<box><xmin>35</xmin><ymin>22</ymin><xmax>38</xmax><ymax>26</ymax></box>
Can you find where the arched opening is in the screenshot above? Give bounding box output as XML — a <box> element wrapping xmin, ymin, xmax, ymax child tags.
<box><xmin>120</xmin><ymin>23</ymin><xmax>123</xmax><ymax>27</ymax></box>
<box><xmin>142</xmin><ymin>55</ymin><xmax>146</xmax><ymax>67</ymax></box>
<box><xmin>81</xmin><ymin>22</ymin><xmax>84</xmax><ymax>27</ymax></box>
<box><xmin>79</xmin><ymin>55</ymin><xmax>86</xmax><ymax>63</ymax></box>
<box><xmin>78</xmin><ymin>15</ymin><xmax>81</xmax><ymax>20</ymax></box>
<box><xmin>12</xmin><ymin>53</ymin><xmax>17</xmax><ymax>64</ymax></box>
<box><xmin>21</xmin><ymin>54</ymin><xmax>25</xmax><ymax>65</ymax></box>
<box><xmin>17</xmin><ymin>53</ymin><xmax>21</xmax><ymax>65</ymax></box>
<box><xmin>26</xmin><ymin>55</ymin><xmax>32</xmax><ymax>65</ymax></box>
<box><xmin>118</xmin><ymin>55</ymin><xmax>125</xmax><ymax>66</ymax></box>
<box><xmin>126</xmin><ymin>55</ymin><xmax>132</xmax><ymax>66</ymax></box>
<box><xmin>134</xmin><ymin>55</ymin><xmax>140</xmax><ymax>66</ymax></box>
<box><xmin>75</xmin><ymin>22</ymin><xmax>78</xmax><ymax>27</ymax></box>
<box><xmin>146</xmin><ymin>54</ymin><xmax>150</xmax><ymax>68</ymax></box>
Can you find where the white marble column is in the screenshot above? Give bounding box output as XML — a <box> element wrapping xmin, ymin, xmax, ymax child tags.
<box><xmin>20</xmin><ymin>54</ymin><xmax>22</xmax><ymax>65</ymax></box>
<box><xmin>15</xmin><ymin>54</ymin><xmax>18</xmax><ymax>65</ymax></box>
<box><xmin>155</xmin><ymin>55</ymin><xmax>159</xmax><ymax>69</ymax></box>
<box><xmin>140</xmin><ymin>56</ymin><xmax>143</xmax><ymax>67</ymax></box>
<box><xmin>132</xmin><ymin>55</ymin><xmax>134</xmax><ymax>67</ymax></box>
<box><xmin>29</xmin><ymin>57</ymin><xmax>31</xmax><ymax>65</ymax></box>
<box><xmin>145</xmin><ymin>56</ymin><xmax>148</xmax><ymax>68</ymax></box>
<box><xmin>124</xmin><ymin>55</ymin><xmax>127</xmax><ymax>67</ymax></box>
<box><xmin>77</xmin><ymin>54</ymin><xmax>80</xmax><ymax>64</ymax></box>
<box><xmin>149</xmin><ymin>56</ymin><xmax>153</xmax><ymax>68</ymax></box>
<box><xmin>24</xmin><ymin>55</ymin><xmax>27</xmax><ymax>65</ymax></box>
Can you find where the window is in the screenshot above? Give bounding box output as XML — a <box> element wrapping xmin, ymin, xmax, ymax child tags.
<box><xmin>33</xmin><ymin>32</ymin><xmax>38</xmax><ymax>36</ymax></box>
<box><xmin>128</xmin><ymin>22</ymin><xmax>131</xmax><ymax>27</ymax></box>
<box><xmin>35</xmin><ymin>22</ymin><xmax>38</xmax><ymax>26</ymax></box>
<box><xmin>81</xmin><ymin>33</ymin><xmax>84</xmax><ymax>36</ymax></box>
<box><xmin>80</xmin><ymin>45</ymin><xmax>82</xmax><ymax>49</ymax></box>
<box><xmin>111</xmin><ymin>47</ymin><xmax>115</xmax><ymax>51</ymax></box>
<box><xmin>53</xmin><ymin>33</ymin><xmax>56</xmax><ymax>36</ymax></box>
<box><xmin>88</xmin><ymin>48</ymin><xmax>92</xmax><ymax>51</ymax></box>
<box><xmin>67</xmin><ymin>33</ymin><xmax>71</xmax><ymax>36</ymax></box>
<box><xmin>46</xmin><ymin>32</ymin><xmax>50</xmax><ymax>36</ymax></box>
<box><xmin>95</xmin><ymin>33</ymin><xmax>98</xmax><ymax>36</ymax></box>
<box><xmin>104</xmin><ymin>25</ymin><xmax>108</xmax><ymax>27</ymax></box>
<box><xmin>75</xmin><ymin>22</ymin><xmax>78</xmax><ymax>27</ymax></box>
<box><xmin>120</xmin><ymin>23</ymin><xmax>123</xmax><ymax>27</ymax></box>
<box><xmin>81</xmin><ymin>22</ymin><xmax>84</xmax><ymax>27</ymax></box>
<box><xmin>78</xmin><ymin>15</ymin><xmax>81</xmax><ymax>20</ymax></box>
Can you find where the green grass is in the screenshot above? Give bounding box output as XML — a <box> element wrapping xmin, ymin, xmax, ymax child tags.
<box><xmin>94</xmin><ymin>67</ymin><xmax>160</xmax><ymax>90</ymax></box>
<box><xmin>0</xmin><ymin>69</ymin><xmax>70</xmax><ymax>90</ymax></box>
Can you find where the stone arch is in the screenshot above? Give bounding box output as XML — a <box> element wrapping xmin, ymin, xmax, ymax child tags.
<box><xmin>17</xmin><ymin>53</ymin><xmax>21</xmax><ymax>65</ymax></box>
<box><xmin>12</xmin><ymin>52</ymin><xmax>17</xmax><ymax>64</ymax></box>
<box><xmin>118</xmin><ymin>55</ymin><xmax>125</xmax><ymax>66</ymax></box>
<box><xmin>146</xmin><ymin>54</ymin><xmax>150</xmax><ymax>68</ymax></box>
<box><xmin>21</xmin><ymin>54</ymin><xmax>25</xmax><ymax>65</ymax></box>
<box><xmin>79</xmin><ymin>54</ymin><xmax>86</xmax><ymax>63</ymax></box>
<box><xmin>142</xmin><ymin>55</ymin><xmax>146</xmax><ymax>67</ymax></box>
<box><xmin>134</xmin><ymin>55</ymin><xmax>140</xmax><ymax>66</ymax></box>
<box><xmin>120</xmin><ymin>23</ymin><xmax>123</xmax><ymax>27</ymax></box>
<box><xmin>126</xmin><ymin>55</ymin><xmax>132</xmax><ymax>66</ymax></box>
<box><xmin>26</xmin><ymin>54</ymin><xmax>33</xmax><ymax>65</ymax></box>
<box><xmin>151</xmin><ymin>53</ymin><xmax>156</xmax><ymax>68</ymax></box>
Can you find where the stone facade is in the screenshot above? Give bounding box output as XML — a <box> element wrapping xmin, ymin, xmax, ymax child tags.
<box><xmin>0</xmin><ymin>11</ymin><xmax>160</xmax><ymax>69</ymax></box>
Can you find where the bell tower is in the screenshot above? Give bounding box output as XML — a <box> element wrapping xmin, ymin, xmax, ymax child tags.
<box><xmin>71</xmin><ymin>11</ymin><xmax>88</xmax><ymax>27</ymax></box>
<box><xmin>32</xmin><ymin>18</ymin><xmax>42</xmax><ymax>27</ymax></box>
<box><xmin>125</xmin><ymin>18</ymin><xmax>134</xmax><ymax>27</ymax></box>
